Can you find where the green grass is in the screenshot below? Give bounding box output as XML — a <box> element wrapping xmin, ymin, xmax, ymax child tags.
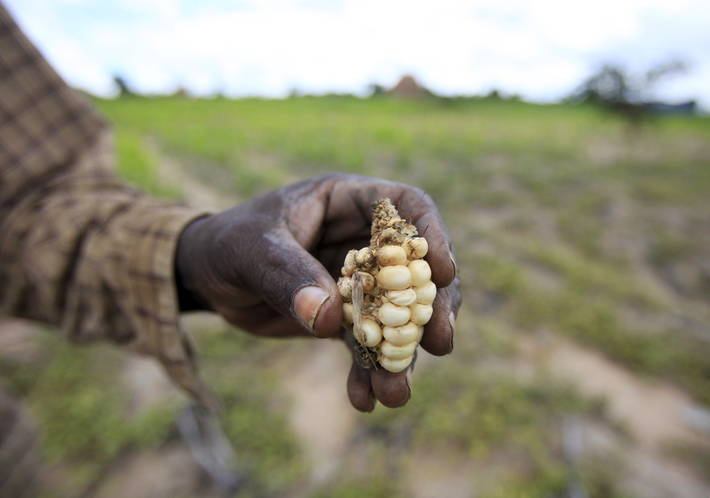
<box><xmin>1</xmin><ymin>324</ymin><xmax>305</xmax><ymax>495</ymax></box>
<box><xmin>114</xmin><ymin>129</ymin><xmax>181</xmax><ymax>199</ymax></box>
<box><xmin>193</xmin><ymin>325</ymin><xmax>307</xmax><ymax>495</ymax></box>
<box><xmin>96</xmin><ymin>93</ymin><xmax>709</xmax><ymax>488</ymax></box>
<box><xmin>18</xmin><ymin>94</ymin><xmax>706</xmax><ymax>496</ymax></box>
<box><xmin>2</xmin><ymin>333</ymin><xmax>177</xmax><ymax>487</ymax></box>
<box><xmin>353</xmin><ymin>355</ymin><xmax>617</xmax><ymax>497</ymax></box>
<box><xmin>365</xmin><ymin>362</ymin><xmax>595</xmax><ymax>455</ymax></box>
<box><xmin>96</xmin><ymin>97</ymin><xmax>618</xmax><ymax>200</ymax></box>
<box><xmin>473</xmin><ymin>247</ymin><xmax>710</xmax><ymax>403</ymax></box>
<box><xmin>311</xmin><ymin>479</ymin><xmax>402</xmax><ymax>498</ymax></box>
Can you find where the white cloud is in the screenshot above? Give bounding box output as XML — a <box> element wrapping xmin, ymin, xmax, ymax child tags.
<box><xmin>4</xmin><ymin>0</ymin><xmax>710</xmax><ymax>107</ymax></box>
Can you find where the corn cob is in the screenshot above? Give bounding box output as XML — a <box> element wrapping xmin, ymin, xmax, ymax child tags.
<box><xmin>338</xmin><ymin>198</ymin><xmax>435</xmax><ymax>372</ymax></box>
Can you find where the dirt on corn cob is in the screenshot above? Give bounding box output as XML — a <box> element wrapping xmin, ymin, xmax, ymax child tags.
<box><xmin>338</xmin><ymin>198</ymin><xmax>435</xmax><ymax>372</ymax></box>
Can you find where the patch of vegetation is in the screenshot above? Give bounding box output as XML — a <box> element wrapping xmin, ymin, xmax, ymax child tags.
<box><xmin>88</xmin><ymin>95</ymin><xmax>710</xmax><ymax>496</ymax></box>
<box><xmin>555</xmin><ymin>191</ymin><xmax>609</xmax><ymax>259</ymax></box>
<box><xmin>523</xmin><ymin>243</ymin><xmax>658</xmax><ymax>307</ymax></box>
<box><xmin>473</xmin><ymin>249</ymin><xmax>710</xmax><ymax>403</ymax></box>
<box><xmin>472</xmin><ymin>316</ymin><xmax>520</xmax><ymax>357</ymax></box>
<box><xmin>664</xmin><ymin>441</ymin><xmax>710</xmax><ymax>482</ymax></box>
<box><xmin>7</xmin><ymin>334</ymin><xmax>178</xmax><ymax>486</ymax></box>
<box><xmin>648</xmin><ymin>232</ymin><xmax>696</xmax><ymax>267</ymax></box>
<box><xmin>478</xmin><ymin>466</ymin><xmax>569</xmax><ymax>498</ymax></box>
<box><xmin>366</xmin><ymin>362</ymin><xmax>592</xmax><ymax>457</ymax></box>
<box><xmin>114</xmin><ymin>129</ymin><xmax>181</xmax><ymax>199</ymax></box>
<box><xmin>311</xmin><ymin>479</ymin><xmax>402</xmax><ymax>498</ymax></box>
<box><xmin>196</xmin><ymin>326</ymin><xmax>307</xmax><ymax>495</ymax></box>
<box><xmin>628</xmin><ymin>162</ymin><xmax>710</xmax><ymax>204</ymax></box>
<box><xmin>358</xmin><ymin>359</ymin><xmax>614</xmax><ymax>498</ymax></box>
<box><xmin>480</xmin><ymin>460</ymin><xmax>632</xmax><ymax>498</ymax></box>
<box><xmin>218</xmin><ymin>377</ymin><xmax>305</xmax><ymax>496</ymax></box>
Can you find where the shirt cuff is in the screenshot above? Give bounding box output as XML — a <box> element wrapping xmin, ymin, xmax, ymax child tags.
<box><xmin>117</xmin><ymin>205</ymin><xmax>215</xmax><ymax>407</ymax></box>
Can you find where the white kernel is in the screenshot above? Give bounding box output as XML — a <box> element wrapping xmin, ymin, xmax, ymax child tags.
<box><xmin>383</xmin><ymin>323</ymin><xmax>420</xmax><ymax>346</ymax></box>
<box><xmin>337</xmin><ymin>277</ymin><xmax>352</xmax><ymax>299</ymax></box>
<box><xmin>414</xmin><ymin>281</ymin><xmax>436</xmax><ymax>304</ymax></box>
<box><xmin>386</xmin><ymin>288</ymin><xmax>417</xmax><ymax>306</ymax></box>
<box><xmin>377</xmin><ymin>245</ymin><xmax>408</xmax><ymax>266</ymax></box>
<box><xmin>378</xmin><ymin>302</ymin><xmax>411</xmax><ymax>326</ymax></box>
<box><xmin>407</xmin><ymin>237</ymin><xmax>428</xmax><ymax>258</ymax></box>
<box><xmin>356</xmin><ymin>247</ymin><xmax>374</xmax><ymax>265</ymax></box>
<box><xmin>410</xmin><ymin>303</ymin><xmax>433</xmax><ymax>325</ymax></box>
<box><xmin>359</xmin><ymin>318</ymin><xmax>383</xmax><ymax>348</ymax></box>
<box><xmin>376</xmin><ymin>265</ymin><xmax>412</xmax><ymax>290</ymax></box>
<box><xmin>380</xmin><ymin>340</ymin><xmax>417</xmax><ymax>359</ymax></box>
<box><xmin>343</xmin><ymin>303</ymin><xmax>353</xmax><ymax>323</ymax></box>
<box><xmin>409</xmin><ymin>260</ymin><xmax>432</xmax><ymax>287</ymax></box>
<box><xmin>342</xmin><ymin>250</ymin><xmax>357</xmax><ymax>276</ymax></box>
<box><xmin>357</xmin><ymin>271</ymin><xmax>375</xmax><ymax>292</ymax></box>
<box><xmin>380</xmin><ymin>356</ymin><xmax>412</xmax><ymax>373</ymax></box>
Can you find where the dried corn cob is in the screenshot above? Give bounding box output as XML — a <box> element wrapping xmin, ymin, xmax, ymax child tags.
<box><xmin>338</xmin><ymin>198</ymin><xmax>435</xmax><ymax>372</ymax></box>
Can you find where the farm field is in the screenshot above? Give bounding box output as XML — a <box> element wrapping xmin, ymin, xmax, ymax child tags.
<box><xmin>2</xmin><ymin>95</ymin><xmax>709</xmax><ymax>497</ymax></box>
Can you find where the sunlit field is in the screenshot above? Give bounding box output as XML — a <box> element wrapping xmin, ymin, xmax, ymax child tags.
<box><xmin>3</xmin><ymin>96</ymin><xmax>709</xmax><ymax>497</ymax></box>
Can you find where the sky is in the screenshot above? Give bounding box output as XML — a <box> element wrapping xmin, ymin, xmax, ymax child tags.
<box><xmin>5</xmin><ymin>0</ymin><xmax>710</xmax><ymax>107</ymax></box>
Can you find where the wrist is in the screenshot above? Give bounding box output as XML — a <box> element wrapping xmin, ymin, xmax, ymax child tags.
<box><xmin>175</xmin><ymin>215</ymin><xmax>213</xmax><ymax>312</ymax></box>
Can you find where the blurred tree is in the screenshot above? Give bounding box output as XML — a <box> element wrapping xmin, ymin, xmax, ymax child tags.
<box><xmin>368</xmin><ymin>83</ymin><xmax>386</xmax><ymax>96</ymax></box>
<box><xmin>211</xmin><ymin>89</ymin><xmax>227</xmax><ymax>100</ymax></box>
<box><xmin>171</xmin><ymin>86</ymin><xmax>190</xmax><ymax>98</ymax></box>
<box><xmin>112</xmin><ymin>74</ymin><xmax>137</xmax><ymax>98</ymax></box>
<box><xmin>570</xmin><ymin>60</ymin><xmax>689</xmax><ymax>127</ymax></box>
<box><xmin>485</xmin><ymin>89</ymin><xmax>502</xmax><ymax>100</ymax></box>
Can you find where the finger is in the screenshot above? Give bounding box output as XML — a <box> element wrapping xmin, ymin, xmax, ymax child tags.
<box><xmin>325</xmin><ymin>176</ymin><xmax>456</xmax><ymax>288</ymax></box>
<box><xmin>371</xmin><ymin>368</ymin><xmax>411</xmax><ymax>408</ymax></box>
<box><xmin>215</xmin><ymin>302</ymin><xmax>312</xmax><ymax>337</ymax></box>
<box><xmin>241</xmin><ymin>316</ymin><xmax>312</xmax><ymax>338</ymax></box>
<box><xmin>347</xmin><ymin>362</ymin><xmax>376</xmax><ymax>412</ymax></box>
<box><xmin>420</xmin><ymin>277</ymin><xmax>460</xmax><ymax>356</ymax></box>
<box><xmin>241</xmin><ymin>227</ymin><xmax>342</xmax><ymax>338</ymax></box>
<box><xmin>396</xmin><ymin>187</ymin><xmax>456</xmax><ymax>288</ymax></box>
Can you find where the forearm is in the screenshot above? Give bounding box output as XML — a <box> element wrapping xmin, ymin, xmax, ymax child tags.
<box><xmin>0</xmin><ymin>130</ymin><xmax>211</xmax><ymax>400</ymax></box>
<box><xmin>0</xmin><ymin>5</ymin><xmax>212</xmax><ymax>404</ymax></box>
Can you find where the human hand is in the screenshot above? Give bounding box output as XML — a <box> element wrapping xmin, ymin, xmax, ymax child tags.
<box><xmin>176</xmin><ymin>173</ymin><xmax>460</xmax><ymax>411</ymax></box>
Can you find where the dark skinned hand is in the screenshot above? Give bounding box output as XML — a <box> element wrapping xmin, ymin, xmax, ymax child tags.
<box><xmin>176</xmin><ymin>173</ymin><xmax>461</xmax><ymax>411</ymax></box>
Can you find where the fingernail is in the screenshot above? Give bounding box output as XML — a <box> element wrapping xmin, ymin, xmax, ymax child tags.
<box><xmin>448</xmin><ymin>311</ymin><xmax>456</xmax><ymax>351</ymax></box>
<box><xmin>449</xmin><ymin>251</ymin><xmax>457</xmax><ymax>277</ymax></box>
<box><xmin>294</xmin><ymin>286</ymin><xmax>330</xmax><ymax>332</ymax></box>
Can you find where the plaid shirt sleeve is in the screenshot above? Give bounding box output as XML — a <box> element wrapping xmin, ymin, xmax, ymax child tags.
<box><xmin>0</xmin><ymin>4</ymin><xmax>212</xmax><ymax>406</ymax></box>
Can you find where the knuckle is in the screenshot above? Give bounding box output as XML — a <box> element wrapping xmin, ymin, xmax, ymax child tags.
<box><xmin>412</xmin><ymin>185</ymin><xmax>429</xmax><ymax>199</ymax></box>
<box><xmin>402</xmin><ymin>184</ymin><xmax>430</xmax><ymax>205</ymax></box>
<box><xmin>314</xmin><ymin>172</ymin><xmax>351</xmax><ymax>185</ymax></box>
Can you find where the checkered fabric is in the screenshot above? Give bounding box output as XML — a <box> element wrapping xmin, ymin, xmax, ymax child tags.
<box><xmin>0</xmin><ymin>3</ymin><xmax>212</xmax><ymax>405</ymax></box>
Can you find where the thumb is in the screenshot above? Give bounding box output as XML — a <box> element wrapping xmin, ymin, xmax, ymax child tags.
<box><xmin>243</xmin><ymin>227</ymin><xmax>342</xmax><ymax>338</ymax></box>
